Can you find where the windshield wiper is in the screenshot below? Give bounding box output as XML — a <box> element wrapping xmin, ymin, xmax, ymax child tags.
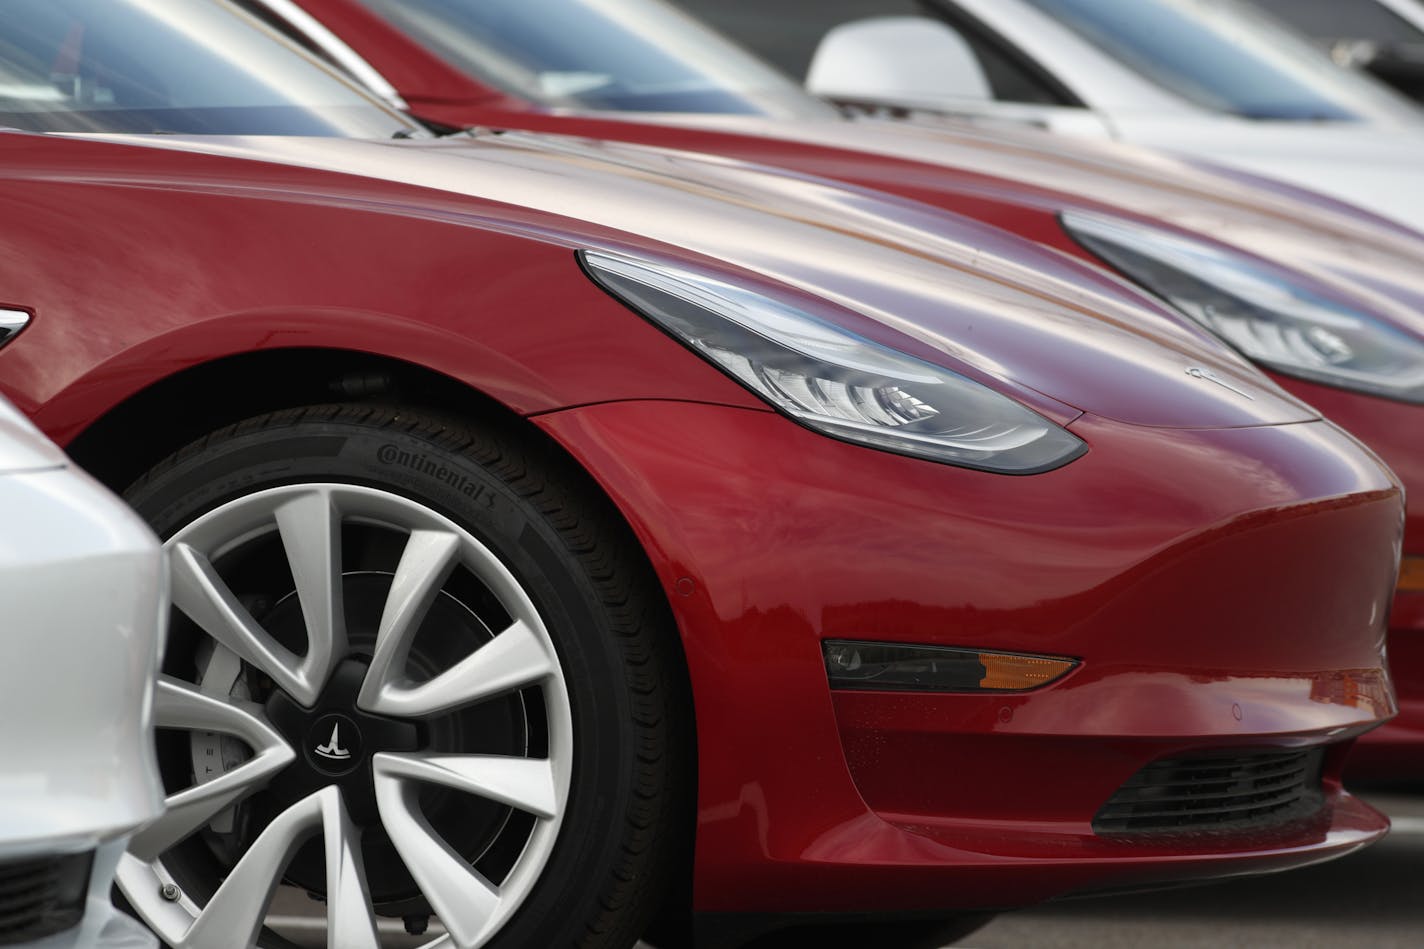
<box><xmin>391</xmin><ymin>113</ymin><xmax>466</xmax><ymax>139</ymax></box>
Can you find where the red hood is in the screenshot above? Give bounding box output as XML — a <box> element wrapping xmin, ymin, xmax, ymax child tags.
<box><xmin>429</xmin><ymin>107</ymin><xmax>1424</xmax><ymax>344</ymax></box>
<box><xmin>83</xmin><ymin>128</ymin><xmax>1314</xmax><ymax>431</ymax></box>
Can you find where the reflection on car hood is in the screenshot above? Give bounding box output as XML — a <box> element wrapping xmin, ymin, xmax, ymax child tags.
<box><xmin>91</xmin><ymin>129</ymin><xmax>1318</xmax><ymax>430</ymax></box>
<box><xmin>1104</xmin><ymin>116</ymin><xmax>1424</xmax><ymax>233</ymax></box>
<box><xmin>636</xmin><ymin>112</ymin><xmax>1424</xmax><ymax>339</ymax></box>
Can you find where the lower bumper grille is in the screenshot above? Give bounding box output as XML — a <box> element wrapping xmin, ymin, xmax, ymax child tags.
<box><xmin>0</xmin><ymin>852</ymin><xmax>92</xmax><ymax>945</ymax></box>
<box><xmin>1094</xmin><ymin>748</ymin><xmax>1325</xmax><ymax>836</ymax></box>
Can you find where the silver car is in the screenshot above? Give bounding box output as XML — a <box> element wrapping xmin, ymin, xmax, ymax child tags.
<box><xmin>0</xmin><ymin>380</ymin><xmax>165</xmax><ymax>949</ymax></box>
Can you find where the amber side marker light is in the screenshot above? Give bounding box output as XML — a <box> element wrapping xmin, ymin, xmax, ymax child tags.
<box><xmin>1401</xmin><ymin>557</ymin><xmax>1424</xmax><ymax>593</ymax></box>
<box><xmin>823</xmin><ymin>640</ymin><xmax>1078</xmax><ymax>692</ymax></box>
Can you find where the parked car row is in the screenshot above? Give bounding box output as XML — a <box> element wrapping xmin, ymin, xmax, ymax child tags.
<box><xmin>0</xmin><ymin>1</ymin><xmax>1418</xmax><ymax>948</ymax></box>
<box><xmin>682</xmin><ymin>0</ymin><xmax>1424</xmax><ymax>226</ymax></box>
<box><xmin>247</xmin><ymin>0</ymin><xmax>1424</xmax><ymax>785</ymax></box>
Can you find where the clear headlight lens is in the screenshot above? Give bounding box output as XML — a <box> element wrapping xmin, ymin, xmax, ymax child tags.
<box><xmin>1063</xmin><ymin>211</ymin><xmax>1424</xmax><ymax>403</ymax></box>
<box><xmin>580</xmin><ymin>251</ymin><xmax>1086</xmax><ymax>474</ymax></box>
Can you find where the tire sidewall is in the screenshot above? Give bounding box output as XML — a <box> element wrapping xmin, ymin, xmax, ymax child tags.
<box><xmin>127</xmin><ymin>410</ymin><xmax>646</xmax><ymax>947</ymax></box>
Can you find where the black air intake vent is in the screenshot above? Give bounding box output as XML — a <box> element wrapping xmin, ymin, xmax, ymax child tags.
<box><xmin>1094</xmin><ymin>749</ymin><xmax>1325</xmax><ymax>836</ymax></box>
<box><xmin>0</xmin><ymin>851</ymin><xmax>92</xmax><ymax>945</ymax></box>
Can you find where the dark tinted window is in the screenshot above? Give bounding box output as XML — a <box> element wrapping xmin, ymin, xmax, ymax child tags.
<box><xmin>672</xmin><ymin>0</ymin><xmax>1070</xmax><ymax>103</ymax></box>
<box><xmin>674</xmin><ymin>0</ymin><xmax>922</xmax><ymax>81</ymax></box>
<box><xmin>1248</xmin><ymin>0</ymin><xmax>1424</xmax><ymax>44</ymax></box>
<box><xmin>0</xmin><ymin>0</ymin><xmax>420</xmax><ymax>135</ymax></box>
<box><xmin>1023</xmin><ymin>0</ymin><xmax>1421</xmax><ymax>120</ymax></box>
<box><xmin>353</xmin><ymin>0</ymin><xmax>835</xmax><ymax>117</ymax></box>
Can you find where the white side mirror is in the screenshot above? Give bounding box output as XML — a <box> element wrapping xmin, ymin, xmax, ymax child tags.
<box><xmin>807</xmin><ymin>16</ymin><xmax>993</xmax><ymax>107</ymax></box>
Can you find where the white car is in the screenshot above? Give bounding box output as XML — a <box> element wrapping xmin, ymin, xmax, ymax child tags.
<box><xmin>0</xmin><ymin>378</ymin><xmax>165</xmax><ymax>949</ymax></box>
<box><xmin>800</xmin><ymin>0</ymin><xmax>1424</xmax><ymax>229</ymax></box>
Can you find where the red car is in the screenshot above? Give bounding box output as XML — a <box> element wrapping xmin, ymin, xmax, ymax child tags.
<box><xmin>241</xmin><ymin>0</ymin><xmax>1424</xmax><ymax>784</ymax></box>
<box><xmin>0</xmin><ymin>3</ymin><xmax>1406</xmax><ymax>948</ymax></box>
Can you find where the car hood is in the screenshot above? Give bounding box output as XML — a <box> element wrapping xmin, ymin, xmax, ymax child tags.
<box><xmin>629</xmin><ymin>112</ymin><xmax>1424</xmax><ymax>343</ymax></box>
<box><xmin>93</xmin><ymin>129</ymin><xmax>1316</xmax><ymax>430</ymax></box>
<box><xmin>1108</xmin><ymin>115</ymin><xmax>1424</xmax><ymax>233</ymax></box>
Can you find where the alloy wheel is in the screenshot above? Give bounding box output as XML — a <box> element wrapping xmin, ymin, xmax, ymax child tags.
<box><xmin>117</xmin><ymin>483</ymin><xmax>574</xmax><ymax>949</ymax></box>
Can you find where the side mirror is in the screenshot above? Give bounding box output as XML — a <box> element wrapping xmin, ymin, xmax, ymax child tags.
<box><xmin>806</xmin><ymin>16</ymin><xmax>992</xmax><ymax>108</ymax></box>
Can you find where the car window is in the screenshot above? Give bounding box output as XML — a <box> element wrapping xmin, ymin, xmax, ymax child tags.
<box><xmin>1020</xmin><ymin>0</ymin><xmax>1423</xmax><ymax>121</ymax></box>
<box><xmin>350</xmin><ymin>0</ymin><xmax>837</xmax><ymax>117</ymax></box>
<box><xmin>674</xmin><ymin>0</ymin><xmax>923</xmax><ymax>81</ymax></box>
<box><xmin>673</xmin><ymin>0</ymin><xmax>1073</xmax><ymax>104</ymax></box>
<box><xmin>0</xmin><ymin>0</ymin><xmax>421</xmax><ymax>135</ymax></box>
<box><xmin>1247</xmin><ymin>0</ymin><xmax>1424</xmax><ymax>46</ymax></box>
<box><xmin>918</xmin><ymin>7</ymin><xmax>1080</xmax><ymax>105</ymax></box>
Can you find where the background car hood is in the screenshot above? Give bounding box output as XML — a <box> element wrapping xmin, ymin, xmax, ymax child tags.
<box><xmin>629</xmin><ymin>112</ymin><xmax>1424</xmax><ymax>342</ymax></box>
<box><xmin>98</xmin><ymin>129</ymin><xmax>1316</xmax><ymax>430</ymax></box>
<box><xmin>1108</xmin><ymin>115</ymin><xmax>1424</xmax><ymax>233</ymax></box>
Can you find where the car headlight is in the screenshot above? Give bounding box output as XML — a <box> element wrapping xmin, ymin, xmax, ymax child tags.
<box><xmin>1063</xmin><ymin>211</ymin><xmax>1424</xmax><ymax>404</ymax></box>
<box><xmin>580</xmin><ymin>250</ymin><xmax>1086</xmax><ymax>474</ymax></box>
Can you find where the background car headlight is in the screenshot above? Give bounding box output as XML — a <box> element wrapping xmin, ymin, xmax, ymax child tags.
<box><xmin>580</xmin><ymin>250</ymin><xmax>1086</xmax><ymax>474</ymax></box>
<box><xmin>1063</xmin><ymin>211</ymin><xmax>1424</xmax><ymax>404</ymax></box>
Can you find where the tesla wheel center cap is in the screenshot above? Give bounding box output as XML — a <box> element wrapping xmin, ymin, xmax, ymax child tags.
<box><xmin>306</xmin><ymin>712</ymin><xmax>364</xmax><ymax>775</ymax></box>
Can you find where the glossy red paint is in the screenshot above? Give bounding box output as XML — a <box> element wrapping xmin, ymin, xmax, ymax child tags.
<box><xmin>534</xmin><ymin>399</ymin><xmax>1397</xmax><ymax>910</ymax></box>
<box><xmin>1284</xmin><ymin>376</ymin><xmax>1424</xmax><ymax>783</ymax></box>
<box><xmin>0</xmin><ymin>126</ymin><xmax>1403</xmax><ymax>924</ymax></box>
<box><xmin>0</xmin><ymin>134</ymin><xmax>761</xmax><ymax>441</ymax></box>
<box><xmin>257</xmin><ymin>0</ymin><xmax>1424</xmax><ymax>778</ymax></box>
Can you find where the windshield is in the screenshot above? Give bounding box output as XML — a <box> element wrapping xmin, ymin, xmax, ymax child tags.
<box><xmin>0</xmin><ymin>0</ymin><xmax>422</xmax><ymax>135</ymax></box>
<box><xmin>1016</xmin><ymin>0</ymin><xmax>1423</xmax><ymax>121</ymax></box>
<box><xmin>351</xmin><ymin>0</ymin><xmax>837</xmax><ymax>117</ymax></box>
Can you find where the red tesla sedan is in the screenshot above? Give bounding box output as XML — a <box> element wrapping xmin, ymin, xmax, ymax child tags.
<box><xmin>239</xmin><ymin>0</ymin><xmax>1424</xmax><ymax>784</ymax></box>
<box><xmin>0</xmin><ymin>3</ymin><xmax>1406</xmax><ymax>948</ymax></box>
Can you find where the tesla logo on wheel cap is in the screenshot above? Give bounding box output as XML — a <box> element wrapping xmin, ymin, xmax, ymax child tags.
<box><xmin>304</xmin><ymin>711</ymin><xmax>364</xmax><ymax>775</ymax></box>
<box><xmin>315</xmin><ymin>722</ymin><xmax>351</xmax><ymax>760</ymax></box>
<box><xmin>1185</xmin><ymin>366</ymin><xmax>1254</xmax><ymax>400</ymax></box>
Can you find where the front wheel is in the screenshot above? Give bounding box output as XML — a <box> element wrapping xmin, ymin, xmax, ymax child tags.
<box><xmin>116</xmin><ymin>404</ymin><xmax>687</xmax><ymax>949</ymax></box>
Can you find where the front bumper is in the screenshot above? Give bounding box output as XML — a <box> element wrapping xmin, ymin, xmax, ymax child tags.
<box><xmin>0</xmin><ymin>464</ymin><xmax>164</xmax><ymax>948</ymax></box>
<box><xmin>1269</xmin><ymin>375</ymin><xmax>1423</xmax><ymax>783</ymax></box>
<box><xmin>0</xmin><ymin>464</ymin><xmax>165</xmax><ymax>849</ymax></box>
<box><xmin>2</xmin><ymin>841</ymin><xmax>156</xmax><ymax>949</ymax></box>
<box><xmin>537</xmin><ymin>400</ymin><xmax>1399</xmax><ymax>913</ymax></box>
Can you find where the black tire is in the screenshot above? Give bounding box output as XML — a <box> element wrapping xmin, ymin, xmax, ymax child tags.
<box><xmin>122</xmin><ymin>402</ymin><xmax>690</xmax><ymax>949</ymax></box>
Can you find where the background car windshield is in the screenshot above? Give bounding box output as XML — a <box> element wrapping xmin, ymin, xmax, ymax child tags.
<box><xmin>0</xmin><ymin>0</ymin><xmax>422</xmax><ymax>135</ymax></box>
<box><xmin>1018</xmin><ymin>0</ymin><xmax>1424</xmax><ymax>121</ymax></box>
<box><xmin>352</xmin><ymin>0</ymin><xmax>837</xmax><ymax>117</ymax></box>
